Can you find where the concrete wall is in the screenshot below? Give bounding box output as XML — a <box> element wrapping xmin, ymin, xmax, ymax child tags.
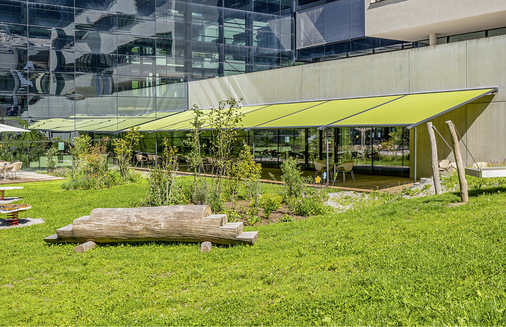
<box><xmin>188</xmin><ymin>35</ymin><xmax>506</xmax><ymax>177</ymax></box>
<box><xmin>365</xmin><ymin>0</ymin><xmax>506</xmax><ymax>41</ymax></box>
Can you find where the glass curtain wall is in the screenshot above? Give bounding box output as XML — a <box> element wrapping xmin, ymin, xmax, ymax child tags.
<box><xmin>0</xmin><ymin>0</ymin><xmax>294</xmax><ymax>132</ymax></box>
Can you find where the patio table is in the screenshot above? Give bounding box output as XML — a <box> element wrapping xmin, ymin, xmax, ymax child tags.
<box><xmin>0</xmin><ymin>186</ymin><xmax>24</xmax><ymax>200</ymax></box>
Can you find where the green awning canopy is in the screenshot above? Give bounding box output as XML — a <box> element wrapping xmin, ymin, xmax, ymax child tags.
<box><xmin>30</xmin><ymin>113</ymin><xmax>174</xmax><ymax>132</ymax></box>
<box><xmin>329</xmin><ymin>88</ymin><xmax>496</xmax><ymax>128</ymax></box>
<box><xmin>31</xmin><ymin>87</ymin><xmax>496</xmax><ymax>132</ymax></box>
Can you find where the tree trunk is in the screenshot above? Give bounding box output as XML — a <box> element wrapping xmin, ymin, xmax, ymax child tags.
<box><xmin>445</xmin><ymin>120</ymin><xmax>468</xmax><ymax>203</ymax></box>
<box><xmin>426</xmin><ymin>122</ymin><xmax>441</xmax><ymax>194</ymax></box>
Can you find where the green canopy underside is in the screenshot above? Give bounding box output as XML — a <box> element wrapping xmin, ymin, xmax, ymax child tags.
<box><xmin>29</xmin><ymin>112</ymin><xmax>175</xmax><ymax>132</ymax></box>
<box><xmin>30</xmin><ymin>88</ymin><xmax>496</xmax><ymax>132</ymax></box>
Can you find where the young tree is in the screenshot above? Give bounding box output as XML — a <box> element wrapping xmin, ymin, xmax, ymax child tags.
<box><xmin>112</xmin><ymin>126</ymin><xmax>143</xmax><ymax>182</ymax></box>
<box><xmin>208</xmin><ymin>98</ymin><xmax>243</xmax><ymax>194</ymax></box>
<box><xmin>185</xmin><ymin>105</ymin><xmax>205</xmax><ymax>201</ymax></box>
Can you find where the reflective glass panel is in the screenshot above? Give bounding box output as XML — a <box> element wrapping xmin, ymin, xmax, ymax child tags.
<box><xmin>155</xmin><ymin>57</ymin><xmax>185</xmax><ymax>77</ymax></box>
<box><xmin>75</xmin><ymin>10</ymin><xmax>117</xmax><ymax>32</ymax></box>
<box><xmin>29</xmin><ymin>72</ymin><xmax>51</xmax><ymax>94</ymax></box>
<box><xmin>114</xmin><ymin>76</ymin><xmax>155</xmax><ymax>97</ymax></box>
<box><xmin>75</xmin><ymin>52</ymin><xmax>115</xmax><ymax>73</ymax></box>
<box><xmin>0</xmin><ymin>0</ymin><xmax>27</xmax><ymax>25</ymax></box>
<box><xmin>75</xmin><ymin>73</ymin><xmax>115</xmax><ymax>96</ymax></box>
<box><xmin>1</xmin><ymin>26</ymin><xmax>27</xmax><ymax>50</ymax></box>
<box><xmin>115</xmin><ymin>55</ymin><xmax>155</xmax><ymax>77</ymax></box>
<box><xmin>28</xmin><ymin>4</ymin><xmax>74</xmax><ymax>28</ymax></box>
<box><xmin>191</xmin><ymin>23</ymin><xmax>220</xmax><ymax>42</ymax></box>
<box><xmin>75</xmin><ymin>0</ymin><xmax>116</xmax><ymax>11</ymax></box>
<box><xmin>117</xmin><ymin>15</ymin><xmax>156</xmax><ymax>36</ymax></box>
<box><xmin>75</xmin><ymin>31</ymin><xmax>118</xmax><ymax>54</ymax></box>
<box><xmin>75</xmin><ymin>96</ymin><xmax>117</xmax><ymax>116</ymax></box>
<box><xmin>50</xmin><ymin>73</ymin><xmax>75</xmax><ymax>96</ymax></box>
<box><xmin>190</xmin><ymin>3</ymin><xmax>221</xmax><ymax>25</ymax></box>
<box><xmin>28</xmin><ymin>26</ymin><xmax>74</xmax><ymax>50</ymax></box>
<box><xmin>117</xmin><ymin>35</ymin><xmax>156</xmax><ymax>56</ymax></box>
<box><xmin>118</xmin><ymin>96</ymin><xmax>155</xmax><ymax>116</ymax></box>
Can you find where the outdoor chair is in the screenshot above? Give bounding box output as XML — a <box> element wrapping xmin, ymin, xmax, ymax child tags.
<box><xmin>135</xmin><ymin>154</ymin><xmax>148</xmax><ymax>168</ymax></box>
<box><xmin>6</xmin><ymin>161</ymin><xmax>22</xmax><ymax>179</ymax></box>
<box><xmin>335</xmin><ymin>161</ymin><xmax>355</xmax><ymax>183</ymax></box>
<box><xmin>313</xmin><ymin>161</ymin><xmax>326</xmax><ymax>183</ymax></box>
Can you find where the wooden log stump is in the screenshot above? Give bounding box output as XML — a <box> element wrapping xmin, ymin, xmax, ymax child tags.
<box><xmin>74</xmin><ymin>241</ymin><xmax>97</xmax><ymax>253</ymax></box>
<box><xmin>201</xmin><ymin>241</ymin><xmax>212</xmax><ymax>252</ymax></box>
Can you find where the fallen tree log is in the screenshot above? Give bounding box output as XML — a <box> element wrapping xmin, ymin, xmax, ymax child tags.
<box><xmin>44</xmin><ymin>205</ymin><xmax>257</xmax><ymax>245</ymax></box>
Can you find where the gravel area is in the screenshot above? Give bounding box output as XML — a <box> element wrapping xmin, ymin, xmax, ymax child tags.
<box><xmin>325</xmin><ymin>177</ymin><xmax>455</xmax><ymax>212</ymax></box>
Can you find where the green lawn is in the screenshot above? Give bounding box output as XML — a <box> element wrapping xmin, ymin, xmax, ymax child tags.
<box><xmin>0</xmin><ymin>179</ymin><xmax>504</xmax><ymax>326</ymax></box>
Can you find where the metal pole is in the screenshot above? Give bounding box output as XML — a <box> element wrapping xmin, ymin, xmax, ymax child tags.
<box><xmin>325</xmin><ymin>128</ymin><xmax>329</xmax><ymax>187</ymax></box>
<box><xmin>414</xmin><ymin>126</ymin><xmax>417</xmax><ymax>184</ymax></box>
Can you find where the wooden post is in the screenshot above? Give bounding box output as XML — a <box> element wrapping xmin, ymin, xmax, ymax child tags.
<box><xmin>445</xmin><ymin>120</ymin><xmax>468</xmax><ymax>203</ymax></box>
<box><xmin>74</xmin><ymin>241</ymin><xmax>97</xmax><ymax>253</ymax></box>
<box><xmin>426</xmin><ymin>122</ymin><xmax>441</xmax><ymax>194</ymax></box>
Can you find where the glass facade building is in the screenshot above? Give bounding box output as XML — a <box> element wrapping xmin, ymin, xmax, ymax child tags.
<box><xmin>0</xmin><ymin>0</ymin><xmax>294</xmax><ymax>126</ymax></box>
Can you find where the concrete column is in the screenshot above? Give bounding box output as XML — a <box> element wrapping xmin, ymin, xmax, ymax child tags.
<box><xmin>429</xmin><ymin>33</ymin><xmax>438</xmax><ymax>46</ymax></box>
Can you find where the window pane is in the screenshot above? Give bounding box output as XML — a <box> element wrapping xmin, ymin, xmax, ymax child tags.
<box><xmin>29</xmin><ymin>4</ymin><xmax>74</xmax><ymax>28</ymax></box>
<box><xmin>75</xmin><ymin>52</ymin><xmax>115</xmax><ymax>73</ymax></box>
<box><xmin>0</xmin><ymin>0</ymin><xmax>27</xmax><ymax>25</ymax></box>
<box><xmin>28</xmin><ymin>26</ymin><xmax>74</xmax><ymax>50</ymax></box>
<box><xmin>117</xmin><ymin>35</ymin><xmax>156</xmax><ymax>56</ymax></box>
<box><xmin>75</xmin><ymin>10</ymin><xmax>117</xmax><ymax>32</ymax></box>
<box><xmin>75</xmin><ymin>31</ymin><xmax>118</xmax><ymax>54</ymax></box>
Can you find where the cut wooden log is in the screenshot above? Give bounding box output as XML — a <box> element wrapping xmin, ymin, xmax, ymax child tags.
<box><xmin>201</xmin><ymin>241</ymin><xmax>212</xmax><ymax>252</ymax></box>
<box><xmin>74</xmin><ymin>241</ymin><xmax>97</xmax><ymax>253</ymax></box>
<box><xmin>44</xmin><ymin>205</ymin><xmax>257</xmax><ymax>246</ymax></box>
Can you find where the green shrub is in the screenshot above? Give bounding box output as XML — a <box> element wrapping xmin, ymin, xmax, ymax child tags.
<box><xmin>192</xmin><ymin>178</ymin><xmax>210</xmax><ymax>204</ymax></box>
<box><xmin>294</xmin><ymin>188</ymin><xmax>328</xmax><ymax>216</ymax></box>
<box><xmin>280</xmin><ymin>213</ymin><xmax>294</xmax><ymax>222</ymax></box>
<box><xmin>260</xmin><ymin>193</ymin><xmax>282</xmax><ymax>219</ymax></box>
<box><xmin>209</xmin><ymin>192</ymin><xmax>224</xmax><ymax>213</ymax></box>
<box><xmin>142</xmin><ymin>167</ymin><xmax>186</xmax><ymax>206</ymax></box>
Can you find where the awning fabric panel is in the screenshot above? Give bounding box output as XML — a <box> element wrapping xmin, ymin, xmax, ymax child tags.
<box><xmin>236</xmin><ymin>101</ymin><xmax>324</xmax><ymax>129</ymax></box>
<box><xmin>330</xmin><ymin>88</ymin><xmax>495</xmax><ymax>128</ymax></box>
<box><xmin>257</xmin><ymin>96</ymin><xmax>401</xmax><ymax>129</ymax></box>
<box><xmin>136</xmin><ymin>110</ymin><xmax>199</xmax><ymax>131</ymax></box>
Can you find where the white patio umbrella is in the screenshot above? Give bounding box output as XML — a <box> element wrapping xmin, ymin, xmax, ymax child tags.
<box><xmin>0</xmin><ymin>123</ymin><xmax>29</xmax><ymax>132</ymax></box>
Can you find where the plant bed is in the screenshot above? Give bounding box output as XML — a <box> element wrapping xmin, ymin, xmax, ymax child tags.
<box><xmin>223</xmin><ymin>200</ymin><xmax>306</xmax><ymax>225</ymax></box>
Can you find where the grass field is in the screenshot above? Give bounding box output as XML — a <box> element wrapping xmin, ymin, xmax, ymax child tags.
<box><xmin>0</xmin><ymin>179</ymin><xmax>504</xmax><ymax>326</ymax></box>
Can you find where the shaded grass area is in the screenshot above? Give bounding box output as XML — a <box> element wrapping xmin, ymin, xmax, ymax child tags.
<box><xmin>0</xmin><ymin>180</ymin><xmax>504</xmax><ymax>325</ymax></box>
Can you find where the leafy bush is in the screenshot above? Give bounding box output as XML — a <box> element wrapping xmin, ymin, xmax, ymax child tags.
<box><xmin>280</xmin><ymin>214</ymin><xmax>294</xmax><ymax>222</ymax></box>
<box><xmin>63</xmin><ymin>135</ymin><xmax>112</xmax><ymax>190</ymax></box>
<box><xmin>61</xmin><ymin>170</ymin><xmax>121</xmax><ymax>190</ymax></box>
<box><xmin>111</xmin><ymin>126</ymin><xmax>143</xmax><ymax>182</ymax></box>
<box><xmin>192</xmin><ymin>178</ymin><xmax>210</xmax><ymax>205</ymax></box>
<box><xmin>294</xmin><ymin>187</ymin><xmax>328</xmax><ymax>216</ymax></box>
<box><xmin>44</xmin><ymin>142</ymin><xmax>58</xmax><ymax>171</ymax></box>
<box><xmin>142</xmin><ymin>142</ymin><xmax>187</xmax><ymax>206</ymax></box>
<box><xmin>259</xmin><ymin>193</ymin><xmax>282</xmax><ymax>219</ymax></box>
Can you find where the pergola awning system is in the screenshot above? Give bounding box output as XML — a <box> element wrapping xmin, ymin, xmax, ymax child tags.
<box><xmin>29</xmin><ymin>113</ymin><xmax>175</xmax><ymax>132</ymax></box>
<box><xmin>134</xmin><ymin>87</ymin><xmax>497</xmax><ymax>132</ymax></box>
<box><xmin>30</xmin><ymin>87</ymin><xmax>496</xmax><ymax>132</ymax></box>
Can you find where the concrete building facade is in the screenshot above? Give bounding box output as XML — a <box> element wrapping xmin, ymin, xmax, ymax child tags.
<box><xmin>188</xmin><ymin>33</ymin><xmax>506</xmax><ymax>177</ymax></box>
